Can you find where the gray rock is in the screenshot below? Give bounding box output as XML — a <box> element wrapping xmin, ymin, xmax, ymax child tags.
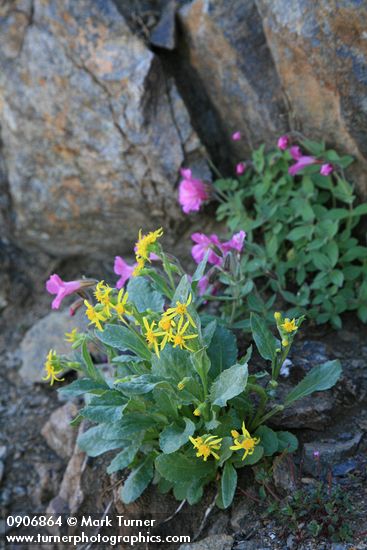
<box><xmin>303</xmin><ymin>432</ymin><xmax>362</xmax><ymax>475</ymax></box>
<box><xmin>179</xmin><ymin>535</ymin><xmax>233</xmax><ymax>550</ymax></box>
<box><xmin>0</xmin><ymin>446</ymin><xmax>7</xmax><ymax>460</ymax></box>
<box><xmin>272</xmin><ymin>455</ymin><xmax>297</xmax><ymax>492</ymax></box>
<box><xmin>0</xmin><ymin>0</ymin><xmax>205</xmax><ymax>259</ymax></box>
<box><xmin>41</xmin><ymin>402</ymin><xmax>79</xmax><ymax>459</ymax></box>
<box><xmin>178</xmin><ymin>0</ymin><xmax>288</xmax><ymax>162</ymax></box>
<box><xmin>0</xmin><ymin>461</ymin><xmax>3</xmax><ymax>484</ymax></box>
<box><xmin>150</xmin><ymin>0</ymin><xmax>177</xmax><ymax>50</ymax></box>
<box><xmin>19</xmin><ymin>308</ymin><xmax>88</xmax><ymax>384</ymax></box>
<box><xmin>256</xmin><ymin>0</ymin><xmax>367</xmax><ymax>197</ymax></box>
<box><xmin>233</xmin><ymin>542</ymin><xmax>270</xmax><ymax>550</ymax></box>
<box><xmin>271</xmin><ymin>390</ymin><xmax>335</xmax><ymax>430</ymax></box>
<box><xmin>47</xmin><ymin>425</ymin><xmax>86</xmax><ymax>516</ymax></box>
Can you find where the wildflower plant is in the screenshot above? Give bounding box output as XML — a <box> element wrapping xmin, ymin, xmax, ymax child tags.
<box><xmin>212</xmin><ymin>136</ymin><xmax>367</xmax><ymax>327</ymax></box>
<box><xmin>44</xmin><ymin>228</ymin><xmax>342</xmax><ymax>509</ymax></box>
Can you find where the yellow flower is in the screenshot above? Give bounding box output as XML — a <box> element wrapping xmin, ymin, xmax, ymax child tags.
<box><xmin>281</xmin><ymin>318</ymin><xmax>297</xmax><ymax>333</ymax></box>
<box><xmin>189</xmin><ymin>435</ymin><xmax>222</xmax><ymax>461</ymax></box>
<box><xmin>164</xmin><ymin>293</ymin><xmax>196</xmax><ymax>328</ymax></box>
<box><xmin>84</xmin><ymin>300</ymin><xmax>107</xmax><ymax>331</ymax></box>
<box><xmin>142</xmin><ymin>317</ymin><xmax>165</xmax><ymax>357</ymax></box>
<box><xmin>135</xmin><ymin>228</ymin><xmax>163</xmax><ymax>261</ymax></box>
<box><xmin>111</xmin><ymin>288</ymin><xmax>129</xmax><ymax>322</ymax></box>
<box><xmin>193</xmin><ymin>408</ymin><xmax>201</xmax><ymax>416</ymax></box>
<box><xmin>274</xmin><ymin>312</ymin><xmax>281</xmax><ymax>322</ymax></box>
<box><xmin>177</xmin><ymin>381</ymin><xmax>185</xmax><ymax>391</ymax></box>
<box><xmin>158</xmin><ymin>316</ymin><xmax>176</xmax><ymax>351</ymax></box>
<box><xmin>132</xmin><ymin>257</ymin><xmax>145</xmax><ymax>277</ymax></box>
<box><xmin>65</xmin><ymin>328</ymin><xmax>79</xmax><ymax>343</ymax></box>
<box><xmin>282</xmin><ymin>338</ymin><xmax>289</xmax><ymax>347</ymax></box>
<box><xmin>172</xmin><ymin>317</ymin><xmax>197</xmax><ymax>352</ymax></box>
<box><xmin>42</xmin><ymin>350</ymin><xmax>64</xmax><ymax>386</ymax></box>
<box><xmin>230</xmin><ymin>422</ymin><xmax>260</xmax><ymax>461</ymax></box>
<box><xmin>94</xmin><ymin>281</ymin><xmax>113</xmax><ymax>314</ymax></box>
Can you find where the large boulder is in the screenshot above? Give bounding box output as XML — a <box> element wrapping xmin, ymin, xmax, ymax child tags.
<box><xmin>177</xmin><ymin>0</ymin><xmax>289</xmax><ymax>162</ymax></box>
<box><xmin>256</xmin><ymin>0</ymin><xmax>367</xmax><ymax>196</ymax></box>
<box><xmin>0</xmin><ymin>0</ymin><xmax>205</xmax><ymax>258</ymax></box>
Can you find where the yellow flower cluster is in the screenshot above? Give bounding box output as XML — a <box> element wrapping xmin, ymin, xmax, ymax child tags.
<box><xmin>190</xmin><ymin>421</ymin><xmax>260</xmax><ymax>462</ymax></box>
<box><xmin>42</xmin><ymin>350</ymin><xmax>64</xmax><ymax>386</ymax></box>
<box><xmin>133</xmin><ymin>227</ymin><xmax>163</xmax><ymax>277</ymax></box>
<box><xmin>141</xmin><ymin>294</ymin><xmax>198</xmax><ymax>357</ymax></box>
<box><xmin>274</xmin><ymin>311</ymin><xmax>299</xmax><ymax>348</ymax></box>
<box><xmin>84</xmin><ymin>282</ymin><xmax>130</xmax><ymax>331</ymax></box>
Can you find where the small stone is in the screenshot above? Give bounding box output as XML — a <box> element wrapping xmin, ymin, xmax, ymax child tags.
<box><xmin>19</xmin><ymin>308</ymin><xmax>88</xmax><ymax>384</ymax></box>
<box><xmin>286</xmin><ymin>534</ymin><xmax>295</xmax><ymax>549</ymax></box>
<box><xmin>303</xmin><ymin>432</ymin><xmax>362</xmax><ymax>475</ymax></box>
<box><xmin>179</xmin><ymin>534</ymin><xmax>233</xmax><ymax>550</ymax></box>
<box><xmin>234</xmin><ymin>542</ymin><xmax>269</xmax><ymax>550</ymax></box>
<box><xmin>272</xmin><ymin>455</ymin><xmax>297</xmax><ymax>492</ymax></box>
<box><xmin>41</xmin><ymin>402</ymin><xmax>79</xmax><ymax>460</ymax></box>
<box><xmin>230</xmin><ymin>500</ymin><xmax>252</xmax><ymax>531</ymax></box>
<box><xmin>332</xmin><ymin>459</ymin><xmax>357</xmax><ymax>477</ymax></box>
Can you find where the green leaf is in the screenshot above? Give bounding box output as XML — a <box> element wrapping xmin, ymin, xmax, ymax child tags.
<box><xmin>103</xmin><ymin>413</ymin><xmax>162</xmax><ymax>439</ymax></box>
<box><xmin>287</xmin><ymin>225</ymin><xmax>314</xmax><ymax>241</ymax></box>
<box><xmin>81</xmin><ymin>340</ymin><xmax>105</xmax><ymax>383</ymax></box>
<box><xmin>353</xmin><ymin>203</ymin><xmax>367</xmax><ymax>217</ymax></box>
<box><xmin>210</xmin><ymin>363</ymin><xmax>248</xmax><ymax>407</ymax></box>
<box><xmin>77</xmin><ymin>425</ymin><xmax>124</xmax><ymax>457</ymax></box>
<box><xmin>159</xmin><ymin>418</ymin><xmax>195</xmax><ymax>454</ymax></box>
<box><xmin>116</xmin><ymin>374</ymin><xmax>169</xmax><ymax>395</ymax></box>
<box><xmin>127</xmin><ymin>277</ymin><xmax>164</xmax><ymax>312</ymax></box>
<box><xmin>80</xmin><ymin>391</ymin><xmax>128</xmax><ymax>423</ymax></box>
<box><xmin>96</xmin><ymin>324</ymin><xmax>150</xmax><ymax>360</ymax></box>
<box><xmin>284</xmin><ymin>360</ymin><xmax>342</xmax><ymax>406</ymax></box>
<box><xmin>250</xmin><ymin>313</ymin><xmax>277</xmax><ymax>361</ymax></box>
<box><xmin>255</xmin><ymin>426</ymin><xmax>279</xmax><ymax>457</ymax></box>
<box><xmin>342</xmin><ymin>246</ymin><xmax>367</xmax><ymax>262</ymax></box>
<box><xmin>107</xmin><ymin>438</ymin><xmax>143</xmax><ymax>474</ymax></box>
<box><xmin>312</xmin><ymin>251</ymin><xmax>332</xmax><ymax>271</ymax></box>
<box><xmin>58</xmin><ymin>378</ymin><xmax>109</xmax><ymax>398</ymax></box>
<box><xmin>276</xmin><ymin>431</ymin><xmax>298</xmax><ymax>453</ymax></box>
<box><xmin>233</xmin><ymin>444</ymin><xmax>264</xmax><ymax>466</ymax></box>
<box><xmin>207</xmin><ymin>326</ymin><xmax>238</xmax><ymax>378</ymax></box>
<box><xmin>172</xmin><ymin>275</ymin><xmax>191</xmax><ymax>304</ymax></box>
<box><xmin>155</xmin><ymin>453</ymin><xmax>215</xmax><ymax>483</ymax></box>
<box><xmin>202</xmin><ymin>320</ymin><xmax>217</xmax><ymax>347</ymax></box>
<box><xmin>120</xmin><ymin>454</ymin><xmax>154</xmax><ymax>504</ymax></box>
<box><xmin>221</xmin><ymin>462</ymin><xmax>237</xmax><ymax>509</ymax></box>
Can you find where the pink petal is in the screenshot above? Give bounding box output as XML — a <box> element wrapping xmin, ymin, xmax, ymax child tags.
<box><xmin>288</xmin><ymin>156</ymin><xmax>316</xmax><ymax>176</ymax></box>
<box><xmin>289</xmin><ymin>146</ymin><xmax>303</xmax><ymax>160</ymax></box>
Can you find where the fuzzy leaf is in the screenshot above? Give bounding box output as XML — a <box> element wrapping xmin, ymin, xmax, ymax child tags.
<box><xmin>284</xmin><ymin>360</ymin><xmax>342</xmax><ymax>406</ymax></box>
<box><xmin>120</xmin><ymin>454</ymin><xmax>154</xmax><ymax>504</ymax></box>
<box><xmin>210</xmin><ymin>363</ymin><xmax>248</xmax><ymax>407</ymax></box>
<box><xmin>159</xmin><ymin>418</ymin><xmax>196</xmax><ymax>454</ymax></box>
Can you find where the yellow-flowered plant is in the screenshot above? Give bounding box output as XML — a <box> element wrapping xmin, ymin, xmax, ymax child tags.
<box><xmin>43</xmin><ymin>227</ymin><xmax>342</xmax><ymax>511</ymax></box>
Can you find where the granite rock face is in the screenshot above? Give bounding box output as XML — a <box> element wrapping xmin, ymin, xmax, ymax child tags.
<box><xmin>177</xmin><ymin>0</ymin><xmax>289</xmax><ymax>160</ymax></box>
<box><xmin>0</xmin><ymin>0</ymin><xmax>204</xmax><ymax>258</ymax></box>
<box><xmin>256</xmin><ymin>0</ymin><xmax>367</xmax><ymax>195</ymax></box>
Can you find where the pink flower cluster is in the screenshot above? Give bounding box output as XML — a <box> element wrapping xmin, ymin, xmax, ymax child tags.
<box><xmin>46</xmin><ymin>274</ymin><xmax>93</xmax><ymax>310</ymax></box>
<box><xmin>178</xmin><ymin>168</ymin><xmax>209</xmax><ymax>214</ymax></box>
<box><xmin>277</xmin><ymin>135</ymin><xmax>334</xmax><ymax>177</ymax></box>
<box><xmin>191</xmin><ymin>230</ymin><xmax>246</xmax><ymax>266</ymax></box>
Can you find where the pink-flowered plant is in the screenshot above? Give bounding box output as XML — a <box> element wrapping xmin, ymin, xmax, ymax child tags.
<box><xmin>191</xmin><ymin>233</ymin><xmax>223</xmax><ymax>266</ymax></box>
<box><xmin>222</xmin><ymin>230</ymin><xmax>246</xmax><ymax>254</ymax></box>
<box><xmin>46</xmin><ymin>275</ymin><xmax>91</xmax><ymax>310</ymax></box>
<box><xmin>114</xmin><ymin>256</ymin><xmax>137</xmax><ymax>289</ymax></box>
<box><xmin>320</xmin><ymin>163</ymin><xmax>333</xmax><ymax>176</ymax></box>
<box><xmin>232</xmin><ymin>131</ymin><xmax>241</xmax><ymax>141</ymax></box>
<box><xmin>178</xmin><ymin>168</ymin><xmax>209</xmax><ymax>214</ymax></box>
<box><xmin>277</xmin><ymin>135</ymin><xmax>289</xmax><ymax>150</ymax></box>
<box><xmin>288</xmin><ymin>146</ymin><xmax>317</xmax><ymax>176</ymax></box>
<box><xmin>191</xmin><ymin>231</ymin><xmax>246</xmax><ymax>266</ymax></box>
<box><xmin>236</xmin><ymin>162</ymin><xmax>246</xmax><ymax>175</ymax></box>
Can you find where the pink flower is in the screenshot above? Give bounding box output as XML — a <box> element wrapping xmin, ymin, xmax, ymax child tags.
<box><xmin>290</xmin><ymin>145</ymin><xmax>303</xmax><ymax>160</ymax></box>
<box><xmin>197</xmin><ymin>275</ymin><xmax>210</xmax><ymax>296</ymax></box>
<box><xmin>178</xmin><ymin>168</ymin><xmax>209</xmax><ymax>214</ymax></box>
<box><xmin>191</xmin><ymin>233</ymin><xmax>223</xmax><ymax>266</ymax></box>
<box><xmin>288</xmin><ymin>146</ymin><xmax>317</xmax><ymax>176</ymax></box>
<box><xmin>320</xmin><ymin>163</ymin><xmax>333</xmax><ymax>176</ymax></box>
<box><xmin>236</xmin><ymin>162</ymin><xmax>246</xmax><ymax>175</ymax></box>
<box><xmin>232</xmin><ymin>131</ymin><xmax>241</xmax><ymax>141</ymax></box>
<box><xmin>46</xmin><ymin>274</ymin><xmax>85</xmax><ymax>310</ymax></box>
<box><xmin>114</xmin><ymin>256</ymin><xmax>136</xmax><ymax>289</ymax></box>
<box><xmin>277</xmin><ymin>135</ymin><xmax>289</xmax><ymax>150</ymax></box>
<box><xmin>222</xmin><ymin>231</ymin><xmax>246</xmax><ymax>254</ymax></box>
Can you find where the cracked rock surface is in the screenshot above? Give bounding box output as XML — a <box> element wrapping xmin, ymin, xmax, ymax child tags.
<box><xmin>0</xmin><ymin>0</ymin><xmax>205</xmax><ymax>258</ymax></box>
